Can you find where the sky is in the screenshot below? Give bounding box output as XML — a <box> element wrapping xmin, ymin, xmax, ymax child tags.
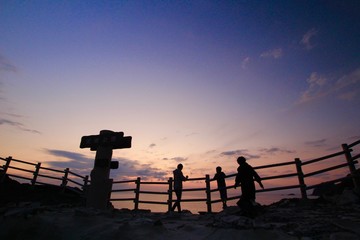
<box><xmin>1</xmin><ymin>1</ymin><xmax>360</xmax><ymax>184</ymax></box>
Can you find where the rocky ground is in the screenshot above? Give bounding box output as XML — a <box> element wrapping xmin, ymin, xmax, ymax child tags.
<box><xmin>1</xmin><ymin>192</ymin><xmax>360</xmax><ymax>239</ymax></box>
<box><xmin>1</xmin><ymin>171</ymin><xmax>360</xmax><ymax>239</ymax></box>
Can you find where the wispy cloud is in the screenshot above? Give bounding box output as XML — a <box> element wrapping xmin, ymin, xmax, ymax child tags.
<box><xmin>134</xmin><ymin>163</ymin><xmax>168</xmax><ymax>180</ymax></box>
<box><xmin>301</xmin><ymin>28</ymin><xmax>318</xmax><ymax>50</ymax></box>
<box><xmin>0</xmin><ymin>118</ymin><xmax>41</xmax><ymax>134</ymax></box>
<box><xmin>0</xmin><ymin>54</ymin><xmax>17</xmax><ymax>101</ymax></box>
<box><xmin>0</xmin><ymin>54</ymin><xmax>17</xmax><ymax>73</ymax></box>
<box><xmin>259</xmin><ymin>147</ymin><xmax>295</xmax><ymax>155</ymax></box>
<box><xmin>335</xmin><ymin>68</ymin><xmax>360</xmax><ymax>99</ymax></box>
<box><xmin>44</xmin><ymin>149</ymin><xmax>93</xmax><ymax>175</ymax></box>
<box><xmin>348</xmin><ymin>135</ymin><xmax>360</xmax><ymax>142</ymax></box>
<box><xmin>45</xmin><ymin>149</ymin><xmax>168</xmax><ymax>180</ymax></box>
<box><xmin>305</xmin><ymin>139</ymin><xmax>327</xmax><ymax>147</ymax></box>
<box><xmin>163</xmin><ymin>156</ymin><xmax>188</xmax><ymax>163</ymax></box>
<box><xmin>298</xmin><ymin>72</ymin><xmax>328</xmax><ymax>103</ymax></box>
<box><xmin>220</xmin><ymin>149</ymin><xmax>260</xmax><ymax>160</ymax></box>
<box><xmin>260</xmin><ymin>48</ymin><xmax>283</xmax><ymax>59</ymax></box>
<box><xmin>297</xmin><ymin>68</ymin><xmax>360</xmax><ymax>104</ymax></box>
<box><xmin>149</xmin><ymin>143</ymin><xmax>156</xmax><ymax>148</ymax></box>
<box><xmin>45</xmin><ymin>149</ymin><xmax>91</xmax><ymax>163</ymax></box>
<box><xmin>116</xmin><ymin>158</ymin><xmax>168</xmax><ymax>180</ymax></box>
<box><xmin>0</xmin><ymin>89</ymin><xmax>5</xmax><ymax>101</ymax></box>
<box><xmin>185</xmin><ymin>132</ymin><xmax>198</xmax><ymax>137</ymax></box>
<box><xmin>241</xmin><ymin>57</ymin><xmax>250</xmax><ymax>69</ymax></box>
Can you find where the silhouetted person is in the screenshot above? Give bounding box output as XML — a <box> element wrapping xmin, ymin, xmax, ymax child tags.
<box><xmin>213</xmin><ymin>166</ymin><xmax>227</xmax><ymax>209</ymax></box>
<box><xmin>171</xmin><ymin>163</ymin><xmax>188</xmax><ymax>213</ymax></box>
<box><xmin>235</xmin><ymin>156</ymin><xmax>264</xmax><ymax>214</ymax></box>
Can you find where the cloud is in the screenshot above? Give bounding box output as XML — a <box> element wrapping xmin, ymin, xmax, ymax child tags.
<box><xmin>301</xmin><ymin>28</ymin><xmax>318</xmax><ymax>50</ymax></box>
<box><xmin>149</xmin><ymin>143</ymin><xmax>156</xmax><ymax>148</ymax></box>
<box><xmin>297</xmin><ymin>68</ymin><xmax>360</xmax><ymax>104</ymax></box>
<box><xmin>0</xmin><ymin>54</ymin><xmax>17</xmax><ymax>101</ymax></box>
<box><xmin>335</xmin><ymin>67</ymin><xmax>360</xmax><ymax>91</ymax></box>
<box><xmin>220</xmin><ymin>149</ymin><xmax>260</xmax><ymax>160</ymax></box>
<box><xmin>0</xmin><ymin>55</ymin><xmax>17</xmax><ymax>72</ymax></box>
<box><xmin>134</xmin><ymin>166</ymin><xmax>168</xmax><ymax>180</ymax></box>
<box><xmin>305</xmin><ymin>139</ymin><xmax>327</xmax><ymax>147</ymax></box>
<box><xmin>185</xmin><ymin>132</ymin><xmax>198</xmax><ymax>137</ymax></box>
<box><xmin>115</xmin><ymin>158</ymin><xmax>168</xmax><ymax>180</ymax></box>
<box><xmin>241</xmin><ymin>57</ymin><xmax>250</xmax><ymax>69</ymax></box>
<box><xmin>260</xmin><ymin>48</ymin><xmax>283</xmax><ymax>59</ymax></box>
<box><xmin>298</xmin><ymin>72</ymin><xmax>328</xmax><ymax>103</ymax></box>
<box><xmin>163</xmin><ymin>156</ymin><xmax>188</xmax><ymax>163</ymax></box>
<box><xmin>45</xmin><ymin>149</ymin><xmax>168</xmax><ymax>180</ymax></box>
<box><xmin>43</xmin><ymin>149</ymin><xmax>93</xmax><ymax>175</ymax></box>
<box><xmin>0</xmin><ymin>118</ymin><xmax>41</xmax><ymax>134</ymax></box>
<box><xmin>337</xmin><ymin>91</ymin><xmax>357</xmax><ymax>101</ymax></box>
<box><xmin>348</xmin><ymin>135</ymin><xmax>360</xmax><ymax>142</ymax></box>
<box><xmin>259</xmin><ymin>147</ymin><xmax>295</xmax><ymax>155</ymax></box>
<box><xmin>45</xmin><ymin>149</ymin><xmax>91</xmax><ymax>163</ymax></box>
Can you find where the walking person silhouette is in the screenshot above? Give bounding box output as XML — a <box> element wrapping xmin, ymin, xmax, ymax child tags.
<box><xmin>234</xmin><ymin>156</ymin><xmax>264</xmax><ymax>216</ymax></box>
<box><xmin>213</xmin><ymin>166</ymin><xmax>227</xmax><ymax>209</ymax></box>
<box><xmin>171</xmin><ymin>163</ymin><xmax>188</xmax><ymax>213</ymax></box>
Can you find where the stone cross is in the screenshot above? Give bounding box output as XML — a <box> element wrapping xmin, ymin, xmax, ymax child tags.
<box><xmin>80</xmin><ymin>130</ymin><xmax>132</xmax><ymax>209</ymax></box>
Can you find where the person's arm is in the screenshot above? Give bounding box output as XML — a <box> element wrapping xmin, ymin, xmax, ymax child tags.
<box><xmin>181</xmin><ymin>171</ymin><xmax>188</xmax><ymax>181</ymax></box>
<box><xmin>234</xmin><ymin>173</ymin><xmax>240</xmax><ymax>189</ymax></box>
<box><xmin>213</xmin><ymin>173</ymin><xmax>217</xmax><ymax>181</ymax></box>
<box><xmin>253</xmin><ymin>170</ymin><xmax>264</xmax><ymax>189</ymax></box>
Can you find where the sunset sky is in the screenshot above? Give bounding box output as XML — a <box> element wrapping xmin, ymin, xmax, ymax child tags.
<box><xmin>1</xmin><ymin>1</ymin><xmax>360</xmax><ymax>184</ymax></box>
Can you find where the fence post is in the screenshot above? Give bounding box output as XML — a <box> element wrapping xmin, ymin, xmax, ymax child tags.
<box><xmin>295</xmin><ymin>158</ymin><xmax>307</xmax><ymax>199</ymax></box>
<box><xmin>342</xmin><ymin>143</ymin><xmax>360</xmax><ymax>192</ymax></box>
<box><xmin>32</xmin><ymin>162</ymin><xmax>41</xmax><ymax>186</ymax></box>
<box><xmin>1</xmin><ymin>156</ymin><xmax>12</xmax><ymax>183</ymax></box>
<box><xmin>167</xmin><ymin>177</ymin><xmax>173</xmax><ymax>212</ymax></box>
<box><xmin>205</xmin><ymin>174</ymin><xmax>212</xmax><ymax>213</ymax></box>
<box><xmin>61</xmin><ymin>168</ymin><xmax>69</xmax><ymax>190</ymax></box>
<box><xmin>134</xmin><ymin>177</ymin><xmax>141</xmax><ymax>210</ymax></box>
<box><xmin>83</xmin><ymin>175</ymin><xmax>89</xmax><ymax>191</ymax></box>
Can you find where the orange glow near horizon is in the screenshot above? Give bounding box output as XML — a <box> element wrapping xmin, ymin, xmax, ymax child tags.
<box><xmin>2</xmin><ymin>139</ymin><xmax>358</xmax><ymax>213</ymax></box>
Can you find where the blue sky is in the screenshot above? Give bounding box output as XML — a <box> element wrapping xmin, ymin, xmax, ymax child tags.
<box><xmin>1</xmin><ymin>1</ymin><xmax>360</xmax><ymax>181</ymax></box>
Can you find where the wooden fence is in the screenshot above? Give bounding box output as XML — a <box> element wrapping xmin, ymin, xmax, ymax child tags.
<box><xmin>1</xmin><ymin>139</ymin><xmax>359</xmax><ymax>212</ymax></box>
<box><xmin>0</xmin><ymin>156</ymin><xmax>89</xmax><ymax>193</ymax></box>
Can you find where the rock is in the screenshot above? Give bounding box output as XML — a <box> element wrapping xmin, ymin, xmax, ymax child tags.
<box><xmin>332</xmin><ymin>219</ymin><xmax>360</xmax><ymax>235</ymax></box>
<box><xmin>132</xmin><ymin>217</ymin><xmax>154</xmax><ymax>225</ymax></box>
<box><xmin>336</xmin><ymin>189</ymin><xmax>359</xmax><ymax>205</ymax></box>
<box><xmin>329</xmin><ymin>232</ymin><xmax>359</xmax><ymax>240</ymax></box>
<box><xmin>213</xmin><ymin>214</ymin><xmax>253</xmax><ymax>228</ymax></box>
<box><xmin>312</xmin><ymin>182</ymin><xmax>337</xmax><ymax>196</ymax></box>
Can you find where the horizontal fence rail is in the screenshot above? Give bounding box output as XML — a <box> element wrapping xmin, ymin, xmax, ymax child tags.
<box><xmin>0</xmin><ymin>156</ymin><xmax>89</xmax><ymax>192</ymax></box>
<box><xmin>1</xmin><ymin>139</ymin><xmax>359</xmax><ymax>213</ymax></box>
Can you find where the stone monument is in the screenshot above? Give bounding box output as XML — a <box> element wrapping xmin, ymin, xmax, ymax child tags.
<box><xmin>80</xmin><ymin>130</ymin><xmax>132</xmax><ymax>209</ymax></box>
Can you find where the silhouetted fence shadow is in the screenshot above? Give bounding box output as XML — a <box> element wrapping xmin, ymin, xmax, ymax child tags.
<box><xmin>1</xmin><ymin>139</ymin><xmax>359</xmax><ymax>212</ymax></box>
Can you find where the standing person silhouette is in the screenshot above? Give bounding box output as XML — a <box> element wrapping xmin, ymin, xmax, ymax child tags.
<box><xmin>235</xmin><ymin>156</ymin><xmax>264</xmax><ymax>214</ymax></box>
<box><xmin>171</xmin><ymin>163</ymin><xmax>188</xmax><ymax>213</ymax></box>
<box><xmin>213</xmin><ymin>166</ymin><xmax>227</xmax><ymax>209</ymax></box>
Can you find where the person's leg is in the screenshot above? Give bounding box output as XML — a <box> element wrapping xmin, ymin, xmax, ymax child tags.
<box><xmin>171</xmin><ymin>201</ymin><xmax>178</xmax><ymax>211</ymax></box>
<box><xmin>220</xmin><ymin>189</ymin><xmax>227</xmax><ymax>209</ymax></box>
<box><xmin>175</xmin><ymin>190</ymin><xmax>182</xmax><ymax>212</ymax></box>
<box><xmin>171</xmin><ymin>189</ymin><xmax>179</xmax><ymax>211</ymax></box>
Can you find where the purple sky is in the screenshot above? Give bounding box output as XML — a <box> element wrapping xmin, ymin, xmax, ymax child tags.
<box><xmin>1</xmin><ymin>1</ymin><xmax>359</xmax><ymax>181</ymax></box>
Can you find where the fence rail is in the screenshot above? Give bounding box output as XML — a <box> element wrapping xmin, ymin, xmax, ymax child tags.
<box><xmin>1</xmin><ymin>139</ymin><xmax>359</xmax><ymax>213</ymax></box>
<box><xmin>0</xmin><ymin>156</ymin><xmax>89</xmax><ymax>191</ymax></box>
